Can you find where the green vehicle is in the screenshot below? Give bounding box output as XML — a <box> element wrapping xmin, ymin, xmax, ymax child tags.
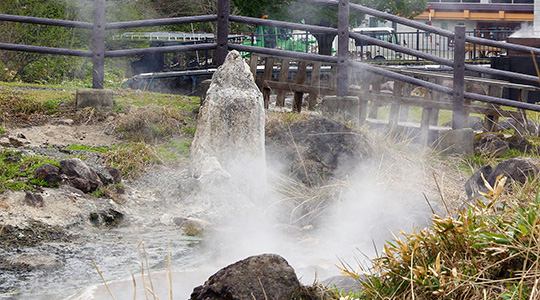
<box><xmin>242</xmin><ymin>25</ymin><xmax>316</xmax><ymax>56</ymax></box>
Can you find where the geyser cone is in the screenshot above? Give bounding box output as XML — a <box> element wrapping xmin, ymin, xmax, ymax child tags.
<box><xmin>189</xmin><ymin>50</ymin><xmax>266</xmax><ymax>203</ymax></box>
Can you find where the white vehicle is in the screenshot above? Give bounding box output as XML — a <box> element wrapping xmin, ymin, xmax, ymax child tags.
<box><xmin>351</xmin><ymin>27</ymin><xmax>401</xmax><ymax>60</ymax></box>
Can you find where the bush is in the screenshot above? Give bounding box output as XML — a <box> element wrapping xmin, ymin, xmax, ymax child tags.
<box><xmin>342</xmin><ymin>176</ymin><xmax>540</xmax><ymax>299</ymax></box>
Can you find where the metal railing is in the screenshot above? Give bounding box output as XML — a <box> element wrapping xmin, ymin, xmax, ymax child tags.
<box><xmin>1</xmin><ymin>0</ymin><xmax>540</xmax><ymax>129</ymax></box>
<box><xmin>353</xmin><ymin>29</ymin><xmax>514</xmax><ymax>61</ymax></box>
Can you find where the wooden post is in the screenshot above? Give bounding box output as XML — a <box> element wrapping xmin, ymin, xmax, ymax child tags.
<box><xmin>307</xmin><ymin>62</ymin><xmax>321</xmax><ymax>109</ymax></box>
<box><xmin>337</xmin><ymin>0</ymin><xmax>349</xmax><ymax>97</ymax></box>
<box><xmin>293</xmin><ymin>61</ymin><xmax>307</xmax><ymax>112</ymax></box>
<box><xmin>452</xmin><ymin>25</ymin><xmax>466</xmax><ymax>130</ymax></box>
<box><xmin>276</xmin><ymin>58</ymin><xmax>291</xmax><ymax>107</ymax></box>
<box><xmin>215</xmin><ymin>0</ymin><xmax>230</xmax><ymax>66</ymax></box>
<box><xmin>262</xmin><ymin>57</ymin><xmax>274</xmax><ymax>109</ymax></box>
<box><xmin>92</xmin><ymin>0</ymin><xmax>105</xmax><ymax>89</ymax></box>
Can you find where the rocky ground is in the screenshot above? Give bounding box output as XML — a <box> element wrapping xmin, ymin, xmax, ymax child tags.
<box><xmin>0</xmin><ymin>83</ymin><xmax>494</xmax><ymax>299</ymax></box>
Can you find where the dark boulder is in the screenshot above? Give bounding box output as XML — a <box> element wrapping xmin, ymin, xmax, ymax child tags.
<box><xmin>465</xmin><ymin>158</ymin><xmax>540</xmax><ymax>202</ymax></box>
<box><xmin>190</xmin><ymin>254</ymin><xmax>302</xmax><ymax>300</ymax></box>
<box><xmin>475</xmin><ymin>133</ymin><xmax>509</xmax><ymax>157</ymax></box>
<box><xmin>507</xmin><ymin>134</ymin><xmax>536</xmax><ymax>153</ymax></box>
<box><xmin>34</xmin><ymin>163</ymin><xmax>62</xmax><ymax>187</ymax></box>
<box><xmin>24</xmin><ymin>191</ymin><xmax>44</xmax><ymax>207</ymax></box>
<box><xmin>3</xmin><ymin>156</ymin><xmax>22</xmax><ymax>163</ymax></box>
<box><xmin>89</xmin><ymin>209</ymin><xmax>124</xmax><ymax>227</ymax></box>
<box><xmin>105</xmin><ymin>166</ymin><xmax>122</xmax><ymax>184</ymax></box>
<box><xmin>60</xmin><ymin>158</ymin><xmax>102</xmax><ymax>192</ymax></box>
<box><xmin>488</xmin><ymin>157</ymin><xmax>539</xmax><ymax>186</ymax></box>
<box><xmin>266</xmin><ymin>117</ymin><xmax>371</xmax><ymax>186</ymax></box>
<box><xmin>464</xmin><ymin>165</ymin><xmax>492</xmax><ymax>201</ymax></box>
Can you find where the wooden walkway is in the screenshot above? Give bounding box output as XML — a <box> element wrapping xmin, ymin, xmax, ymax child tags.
<box><xmin>249</xmin><ymin>53</ymin><xmax>540</xmax><ymax>142</ymax></box>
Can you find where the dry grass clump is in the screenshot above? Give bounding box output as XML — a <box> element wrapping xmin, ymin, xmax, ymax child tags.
<box><xmin>341</xmin><ymin>176</ymin><xmax>540</xmax><ymax>299</ymax></box>
<box><xmin>102</xmin><ymin>142</ymin><xmax>161</xmax><ymax>180</ymax></box>
<box><xmin>113</xmin><ymin>105</ymin><xmax>192</xmax><ymax>143</ymax></box>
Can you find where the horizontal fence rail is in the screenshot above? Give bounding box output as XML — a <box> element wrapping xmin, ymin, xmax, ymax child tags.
<box><xmin>1</xmin><ymin>0</ymin><xmax>540</xmax><ymax>126</ymax></box>
<box><xmin>106</xmin><ymin>15</ymin><xmax>218</xmax><ymax>30</ymax></box>
<box><xmin>0</xmin><ymin>42</ymin><xmax>92</xmax><ymax>57</ymax></box>
<box><xmin>0</xmin><ymin>13</ymin><xmax>93</xmax><ymax>29</ymax></box>
<box><xmin>105</xmin><ymin>43</ymin><xmax>217</xmax><ymax>58</ymax></box>
<box><xmin>229</xmin><ymin>15</ymin><xmax>339</xmax><ymax>35</ymax></box>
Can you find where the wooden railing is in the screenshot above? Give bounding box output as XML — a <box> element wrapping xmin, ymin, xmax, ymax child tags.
<box><xmin>1</xmin><ymin>0</ymin><xmax>540</xmax><ymax>132</ymax></box>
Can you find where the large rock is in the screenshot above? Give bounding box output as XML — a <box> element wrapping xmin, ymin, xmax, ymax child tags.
<box><xmin>60</xmin><ymin>158</ymin><xmax>103</xmax><ymax>193</ymax></box>
<box><xmin>34</xmin><ymin>163</ymin><xmax>62</xmax><ymax>187</ymax></box>
<box><xmin>189</xmin><ymin>50</ymin><xmax>266</xmax><ymax>198</ymax></box>
<box><xmin>488</xmin><ymin>157</ymin><xmax>539</xmax><ymax>186</ymax></box>
<box><xmin>190</xmin><ymin>254</ymin><xmax>302</xmax><ymax>300</ymax></box>
<box><xmin>475</xmin><ymin>133</ymin><xmax>509</xmax><ymax>157</ymax></box>
<box><xmin>465</xmin><ymin>157</ymin><xmax>540</xmax><ymax>201</ymax></box>
<box><xmin>266</xmin><ymin>117</ymin><xmax>372</xmax><ymax>186</ymax></box>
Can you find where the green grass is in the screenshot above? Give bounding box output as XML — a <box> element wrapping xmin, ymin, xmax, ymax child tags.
<box><xmin>341</xmin><ymin>182</ymin><xmax>540</xmax><ymax>299</ymax></box>
<box><xmin>66</xmin><ymin>144</ymin><xmax>110</xmax><ymax>153</ymax></box>
<box><xmin>0</xmin><ymin>149</ymin><xmax>61</xmax><ymax>193</ymax></box>
<box><xmin>113</xmin><ymin>89</ymin><xmax>200</xmax><ymax>112</ymax></box>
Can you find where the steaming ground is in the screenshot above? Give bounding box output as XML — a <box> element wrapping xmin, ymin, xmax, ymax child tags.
<box><xmin>0</xmin><ymin>123</ymin><xmax>467</xmax><ymax>299</ymax></box>
<box><xmin>191</xmin><ymin>132</ymin><xmax>462</xmax><ymax>286</ymax></box>
<box><xmin>64</xmin><ymin>127</ymin><xmax>467</xmax><ymax>300</ymax></box>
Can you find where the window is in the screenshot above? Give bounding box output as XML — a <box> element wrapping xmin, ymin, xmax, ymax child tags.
<box><xmin>441</xmin><ymin>22</ymin><xmax>448</xmax><ymax>30</ymax></box>
<box><xmin>369</xmin><ymin>17</ymin><xmax>378</xmax><ymax>28</ymax></box>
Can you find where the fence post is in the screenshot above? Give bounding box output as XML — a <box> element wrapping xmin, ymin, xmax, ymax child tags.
<box><xmin>473</xmin><ymin>28</ymin><xmax>477</xmax><ymax>60</ymax></box>
<box><xmin>452</xmin><ymin>25</ymin><xmax>466</xmax><ymax>129</ymax></box>
<box><xmin>92</xmin><ymin>0</ymin><xmax>105</xmax><ymax>89</ymax></box>
<box><xmin>337</xmin><ymin>0</ymin><xmax>349</xmax><ymax>97</ymax></box>
<box><xmin>215</xmin><ymin>0</ymin><xmax>230</xmax><ymax>66</ymax></box>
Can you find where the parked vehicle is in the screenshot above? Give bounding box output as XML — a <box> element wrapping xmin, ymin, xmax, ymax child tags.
<box><xmin>241</xmin><ymin>25</ymin><xmax>316</xmax><ymax>56</ymax></box>
<box><xmin>352</xmin><ymin>27</ymin><xmax>401</xmax><ymax>60</ymax></box>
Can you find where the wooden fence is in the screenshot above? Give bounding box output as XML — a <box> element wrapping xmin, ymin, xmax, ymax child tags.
<box><xmin>1</xmin><ymin>0</ymin><xmax>540</xmax><ymax>132</ymax></box>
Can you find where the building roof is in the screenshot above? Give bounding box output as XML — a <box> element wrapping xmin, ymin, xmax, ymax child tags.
<box><xmin>415</xmin><ymin>2</ymin><xmax>534</xmax><ymax>21</ymax></box>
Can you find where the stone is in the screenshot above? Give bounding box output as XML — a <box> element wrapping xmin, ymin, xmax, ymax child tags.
<box><xmin>105</xmin><ymin>167</ymin><xmax>122</xmax><ymax>184</ymax></box>
<box><xmin>89</xmin><ymin>209</ymin><xmax>124</xmax><ymax>227</ymax></box>
<box><xmin>60</xmin><ymin>158</ymin><xmax>103</xmax><ymax>192</ymax></box>
<box><xmin>465</xmin><ymin>158</ymin><xmax>540</xmax><ymax>202</ymax></box>
<box><xmin>320</xmin><ymin>96</ymin><xmax>360</xmax><ymax>125</ymax></box>
<box><xmin>86</xmin><ymin>162</ymin><xmax>122</xmax><ymax>185</ymax></box>
<box><xmin>498</xmin><ymin>118</ymin><xmax>539</xmax><ymax>135</ymax></box>
<box><xmin>3</xmin><ymin>156</ymin><xmax>22</xmax><ymax>163</ymax></box>
<box><xmin>266</xmin><ymin>117</ymin><xmax>371</xmax><ymax>186</ymax></box>
<box><xmin>173</xmin><ymin>217</ymin><xmax>211</xmax><ymax>236</ymax></box>
<box><xmin>50</xmin><ymin>119</ymin><xmax>75</xmax><ymax>126</ymax></box>
<box><xmin>68</xmin><ymin>177</ymin><xmax>93</xmax><ymax>193</ymax></box>
<box><xmin>507</xmin><ymin>134</ymin><xmax>536</xmax><ymax>153</ymax></box>
<box><xmin>190</xmin><ymin>254</ymin><xmax>302</xmax><ymax>300</ymax></box>
<box><xmin>76</xmin><ymin>89</ymin><xmax>114</xmax><ymax>110</ymax></box>
<box><xmin>8</xmin><ymin>137</ymin><xmax>24</xmax><ymax>147</ymax></box>
<box><xmin>24</xmin><ymin>191</ymin><xmax>44</xmax><ymax>207</ymax></box>
<box><xmin>6</xmin><ymin>253</ymin><xmax>64</xmax><ymax>271</ymax></box>
<box><xmin>436</xmin><ymin>129</ymin><xmax>474</xmax><ymax>156</ymax></box>
<box><xmin>34</xmin><ymin>163</ymin><xmax>62</xmax><ymax>187</ymax></box>
<box><xmin>475</xmin><ymin>133</ymin><xmax>509</xmax><ymax>157</ymax></box>
<box><xmin>487</xmin><ymin>157</ymin><xmax>539</xmax><ymax>187</ymax></box>
<box><xmin>464</xmin><ymin>164</ymin><xmax>492</xmax><ymax>201</ymax></box>
<box><xmin>189</xmin><ymin>50</ymin><xmax>266</xmax><ymax>198</ymax></box>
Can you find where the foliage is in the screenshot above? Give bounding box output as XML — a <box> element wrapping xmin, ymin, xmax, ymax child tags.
<box><xmin>0</xmin><ymin>148</ymin><xmax>61</xmax><ymax>193</ymax></box>
<box><xmin>340</xmin><ymin>177</ymin><xmax>540</xmax><ymax>299</ymax></box>
<box><xmin>232</xmin><ymin>0</ymin><xmax>427</xmax><ymax>54</ymax></box>
<box><xmin>114</xmin><ymin>105</ymin><xmax>196</xmax><ymax>143</ymax></box>
<box><xmin>102</xmin><ymin>142</ymin><xmax>160</xmax><ymax>179</ymax></box>
<box><xmin>0</xmin><ymin>88</ymin><xmax>74</xmax><ymax>125</ymax></box>
<box><xmin>0</xmin><ymin>0</ymin><xmax>91</xmax><ymax>83</ymax></box>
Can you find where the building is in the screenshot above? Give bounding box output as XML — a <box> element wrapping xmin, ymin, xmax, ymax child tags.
<box><xmin>412</xmin><ymin>0</ymin><xmax>534</xmax><ymax>39</ymax></box>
